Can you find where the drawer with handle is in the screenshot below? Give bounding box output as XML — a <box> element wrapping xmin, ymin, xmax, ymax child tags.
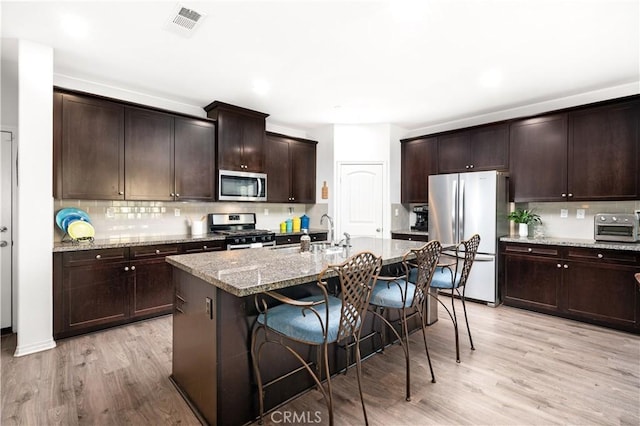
<box><xmin>130</xmin><ymin>244</ymin><xmax>180</xmax><ymax>259</ymax></box>
<box><xmin>63</xmin><ymin>248</ymin><xmax>127</xmax><ymax>267</ymax></box>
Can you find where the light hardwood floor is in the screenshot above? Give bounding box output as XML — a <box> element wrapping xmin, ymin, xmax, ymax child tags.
<box><xmin>2</xmin><ymin>301</ymin><xmax>639</xmax><ymax>425</ymax></box>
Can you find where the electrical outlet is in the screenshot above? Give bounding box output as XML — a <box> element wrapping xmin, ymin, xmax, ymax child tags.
<box><xmin>576</xmin><ymin>209</ymin><xmax>585</xmax><ymax>219</ymax></box>
<box><xmin>394</xmin><ymin>208</ymin><xmax>399</xmax><ymax>217</ymax></box>
<box><xmin>560</xmin><ymin>209</ymin><xmax>568</xmax><ymax>218</ymax></box>
<box><xmin>174</xmin><ymin>208</ymin><xmax>180</xmax><ymax>217</ymax></box>
<box><xmin>205</xmin><ymin>297</ymin><xmax>213</xmax><ymax>320</ymax></box>
<box><xmin>264</xmin><ymin>208</ymin><xmax>269</xmax><ymax>216</ymax></box>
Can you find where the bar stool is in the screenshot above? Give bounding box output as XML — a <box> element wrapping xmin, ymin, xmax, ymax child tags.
<box><xmin>367</xmin><ymin>240</ymin><xmax>442</xmax><ymax>401</ymax></box>
<box><xmin>426</xmin><ymin>234</ymin><xmax>481</xmax><ymax>363</ymax></box>
<box><xmin>251</xmin><ymin>251</ymin><xmax>382</xmax><ymax>426</ymax></box>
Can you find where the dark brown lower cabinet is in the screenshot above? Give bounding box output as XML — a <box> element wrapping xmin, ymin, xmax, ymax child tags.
<box><xmin>275</xmin><ymin>231</ymin><xmax>328</xmax><ymax>245</ymax></box>
<box><xmin>501</xmin><ymin>242</ymin><xmax>639</xmax><ymax>333</ymax></box>
<box><xmin>60</xmin><ymin>249</ymin><xmax>129</xmax><ymax>336</ymax></box>
<box><xmin>53</xmin><ymin>240</ymin><xmax>225</xmax><ymax>339</ymax></box>
<box><xmin>391</xmin><ymin>232</ymin><xmax>430</xmax><ymax>242</ymax></box>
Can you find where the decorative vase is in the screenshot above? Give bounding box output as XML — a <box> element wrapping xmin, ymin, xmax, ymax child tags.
<box><xmin>518</xmin><ymin>223</ymin><xmax>529</xmax><ymax>238</ymax></box>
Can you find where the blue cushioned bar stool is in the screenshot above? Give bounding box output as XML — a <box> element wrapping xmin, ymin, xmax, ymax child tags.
<box><xmin>251</xmin><ymin>251</ymin><xmax>382</xmax><ymax>426</ymax></box>
<box><xmin>368</xmin><ymin>240</ymin><xmax>442</xmax><ymax>401</ymax></box>
<box><xmin>425</xmin><ymin>234</ymin><xmax>480</xmax><ymax>363</ymax></box>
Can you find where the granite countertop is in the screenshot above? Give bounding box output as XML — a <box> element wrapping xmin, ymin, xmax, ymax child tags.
<box><xmin>499</xmin><ymin>236</ymin><xmax>640</xmax><ymax>252</ymax></box>
<box><xmin>53</xmin><ymin>233</ymin><xmax>226</xmax><ymax>252</ymax></box>
<box><xmin>166</xmin><ymin>237</ymin><xmax>427</xmax><ymax>297</ymax></box>
<box><xmin>52</xmin><ymin>228</ymin><xmax>329</xmax><ymax>252</ymax></box>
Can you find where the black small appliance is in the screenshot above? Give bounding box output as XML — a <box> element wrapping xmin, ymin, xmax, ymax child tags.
<box><xmin>411</xmin><ymin>205</ymin><xmax>428</xmax><ymax>232</ymax></box>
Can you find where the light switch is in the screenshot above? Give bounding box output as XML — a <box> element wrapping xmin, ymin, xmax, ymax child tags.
<box><xmin>174</xmin><ymin>208</ymin><xmax>180</xmax><ymax>217</ymax></box>
<box><xmin>576</xmin><ymin>209</ymin><xmax>585</xmax><ymax>219</ymax></box>
<box><xmin>560</xmin><ymin>209</ymin><xmax>568</xmax><ymax>218</ymax></box>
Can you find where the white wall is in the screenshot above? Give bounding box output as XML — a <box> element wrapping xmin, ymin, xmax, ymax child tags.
<box><xmin>332</xmin><ymin>124</ymin><xmax>392</xmax><ymax>237</ymax></box>
<box><xmin>403</xmin><ymin>82</ymin><xmax>640</xmax><ymax>138</ymax></box>
<box><xmin>14</xmin><ymin>40</ymin><xmax>55</xmax><ymax>356</ymax></box>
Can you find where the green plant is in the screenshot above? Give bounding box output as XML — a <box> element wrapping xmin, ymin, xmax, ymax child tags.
<box><xmin>507</xmin><ymin>208</ymin><xmax>542</xmax><ymax>225</ymax></box>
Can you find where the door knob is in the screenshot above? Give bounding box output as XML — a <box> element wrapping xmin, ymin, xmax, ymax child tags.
<box><xmin>376</xmin><ymin>228</ymin><xmax>381</xmax><ymax>232</ymax></box>
<box><xmin>0</xmin><ymin>241</ymin><xmax>7</xmax><ymax>247</ymax></box>
<box><xmin>0</xmin><ymin>226</ymin><xmax>7</xmax><ymax>232</ymax></box>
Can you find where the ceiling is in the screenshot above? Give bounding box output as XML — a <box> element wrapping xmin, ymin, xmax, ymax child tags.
<box><xmin>1</xmin><ymin>0</ymin><xmax>638</xmax><ymax>131</ymax></box>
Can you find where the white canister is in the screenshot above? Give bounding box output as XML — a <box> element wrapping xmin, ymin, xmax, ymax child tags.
<box><xmin>191</xmin><ymin>220</ymin><xmax>205</xmax><ymax>236</ymax></box>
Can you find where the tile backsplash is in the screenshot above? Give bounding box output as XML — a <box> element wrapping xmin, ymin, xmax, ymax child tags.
<box><xmin>516</xmin><ymin>200</ymin><xmax>640</xmax><ymax>239</ymax></box>
<box><xmin>54</xmin><ymin>200</ymin><xmax>323</xmax><ymax>241</ymax></box>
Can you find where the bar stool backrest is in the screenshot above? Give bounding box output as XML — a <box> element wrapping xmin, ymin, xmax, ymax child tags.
<box><xmin>321</xmin><ymin>251</ymin><xmax>382</xmax><ymax>342</ymax></box>
<box><xmin>456</xmin><ymin>234</ymin><xmax>481</xmax><ymax>289</ymax></box>
<box><xmin>405</xmin><ymin>240</ymin><xmax>442</xmax><ymax>307</ymax></box>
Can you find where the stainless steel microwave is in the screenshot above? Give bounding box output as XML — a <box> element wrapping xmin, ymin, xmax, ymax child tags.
<box><xmin>218</xmin><ymin>170</ymin><xmax>267</xmax><ymax>202</ymax></box>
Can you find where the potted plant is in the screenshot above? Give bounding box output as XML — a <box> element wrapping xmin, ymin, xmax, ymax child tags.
<box><xmin>508</xmin><ymin>208</ymin><xmax>542</xmax><ymax>237</ymax></box>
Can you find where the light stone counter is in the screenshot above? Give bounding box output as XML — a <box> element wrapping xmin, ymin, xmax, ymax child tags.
<box><xmin>166</xmin><ymin>237</ymin><xmax>427</xmax><ymax>297</ymax></box>
<box><xmin>499</xmin><ymin>236</ymin><xmax>640</xmax><ymax>252</ymax></box>
<box><xmin>53</xmin><ymin>233</ymin><xmax>226</xmax><ymax>252</ymax></box>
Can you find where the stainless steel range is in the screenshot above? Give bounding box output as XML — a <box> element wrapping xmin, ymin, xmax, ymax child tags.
<box><xmin>208</xmin><ymin>213</ymin><xmax>276</xmax><ymax>250</ymax></box>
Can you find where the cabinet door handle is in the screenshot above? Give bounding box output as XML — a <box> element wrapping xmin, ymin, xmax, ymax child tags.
<box><xmin>124</xmin><ymin>266</ymin><xmax>129</xmax><ymax>271</ymax></box>
<box><xmin>597</xmin><ymin>253</ymin><xmax>603</xmax><ymax>259</ymax></box>
<box><xmin>561</xmin><ymin>193</ymin><xmax>567</xmax><ymax>197</ymax></box>
<box><xmin>175</xmin><ymin>306</ymin><xmax>185</xmax><ymax>314</ymax></box>
<box><xmin>131</xmin><ymin>266</ymin><xmax>136</xmax><ymax>271</ymax></box>
<box><xmin>563</xmin><ymin>264</ymin><xmax>568</xmax><ymax>269</ymax></box>
<box><xmin>176</xmin><ymin>193</ymin><xmax>180</xmax><ymax>197</ymax></box>
<box><xmin>568</xmin><ymin>193</ymin><xmax>573</xmax><ymax>197</ymax></box>
<box><xmin>527</xmin><ymin>248</ymin><xmax>533</xmax><ymax>252</ymax></box>
<box><xmin>170</xmin><ymin>193</ymin><xmax>175</xmax><ymax>197</ymax></box>
<box><xmin>469</xmin><ymin>164</ymin><xmax>474</xmax><ymax>169</ymax></box>
<box><xmin>155</xmin><ymin>249</ymin><xmax>161</xmax><ymax>254</ymax></box>
<box><xmin>203</xmin><ymin>245</ymin><xmax>207</xmax><ymax>250</ymax></box>
<box><xmin>557</xmin><ymin>263</ymin><xmax>562</xmax><ymax>268</ymax></box>
<box><xmin>96</xmin><ymin>254</ymin><xmax>102</xmax><ymax>259</ymax></box>
<box><xmin>118</xmin><ymin>191</ymin><xmax>124</xmax><ymax>195</ymax></box>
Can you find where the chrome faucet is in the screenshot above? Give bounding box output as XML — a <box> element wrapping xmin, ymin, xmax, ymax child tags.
<box><xmin>338</xmin><ymin>232</ymin><xmax>351</xmax><ymax>247</ymax></box>
<box><xmin>320</xmin><ymin>214</ymin><xmax>334</xmax><ymax>246</ymax></box>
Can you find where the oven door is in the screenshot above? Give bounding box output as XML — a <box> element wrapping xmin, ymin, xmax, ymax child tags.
<box><xmin>219</xmin><ymin>170</ymin><xmax>267</xmax><ymax>202</ymax></box>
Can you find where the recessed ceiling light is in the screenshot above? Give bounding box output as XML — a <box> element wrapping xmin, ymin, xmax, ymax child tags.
<box><xmin>252</xmin><ymin>79</ymin><xmax>270</xmax><ymax>96</ymax></box>
<box><xmin>59</xmin><ymin>13</ymin><xmax>90</xmax><ymax>39</ymax></box>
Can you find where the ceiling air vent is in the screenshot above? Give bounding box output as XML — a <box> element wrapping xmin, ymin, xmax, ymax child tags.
<box><xmin>165</xmin><ymin>4</ymin><xmax>206</xmax><ymax>37</ymax></box>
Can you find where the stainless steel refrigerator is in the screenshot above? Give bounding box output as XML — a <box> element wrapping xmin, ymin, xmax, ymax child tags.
<box><xmin>428</xmin><ymin>170</ymin><xmax>508</xmax><ymax>305</ymax></box>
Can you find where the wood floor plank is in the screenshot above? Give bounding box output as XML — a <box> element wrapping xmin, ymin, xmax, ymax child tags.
<box><xmin>2</xmin><ymin>302</ymin><xmax>638</xmax><ymax>426</ymax></box>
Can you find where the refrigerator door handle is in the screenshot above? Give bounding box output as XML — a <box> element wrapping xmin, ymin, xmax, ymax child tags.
<box><xmin>459</xmin><ymin>178</ymin><xmax>465</xmax><ymax>241</ymax></box>
<box><xmin>452</xmin><ymin>179</ymin><xmax>458</xmax><ymax>243</ymax></box>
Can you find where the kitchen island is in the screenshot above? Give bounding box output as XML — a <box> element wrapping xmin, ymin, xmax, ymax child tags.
<box><xmin>166</xmin><ymin>237</ymin><xmax>428</xmax><ymax>426</ymax></box>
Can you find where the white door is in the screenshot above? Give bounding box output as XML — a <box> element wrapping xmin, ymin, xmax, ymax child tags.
<box><xmin>1</xmin><ymin>131</ymin><xmax>13</xmax><ymax>330</ymax></box>
<box><xmin>338</xmin><ymin>163</ymin><xmax>384</xmax><ymax>238</ymax></box>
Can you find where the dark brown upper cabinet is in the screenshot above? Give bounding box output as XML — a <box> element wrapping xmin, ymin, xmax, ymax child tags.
<box><xmin>204</xmin><ymin>101</ymin><xmax>269</xmax><ymax>173</ymax></box>
<box><xmin>438</xmin><ymin>123</ymin><xmax>509</xmax><ymax>174</ymax></box>
<box><xmin>54</xmin><ymin>92</ymin><xmax>125</xmax><ymax>200</ymax></box>
<box><xmin>54</xmin><ymin>89</ymin><xmax>216</xmax><ymax>201</ymax></box>
<box><xmin>265</xmin><ymin>132</ymin><xmax>317</xmax><ymax>203</ymax></box>
<box><xmin>174</xmin><ymin>117</ymin><xmax>216</xmax><ymax>201</ymax></box>
<box><xmin>567</xmin><ymin>100</ymin><xmax>639</xmax><ymax>201</ymax></box>
<box><xmin>400</xmin><ymin>136</ymin><xmax>438</xmax><ymax>204</ymax></box>
<box><xmin>509</xmin><ymin>98</ymin><xmax>639</xmax><ymax>202</ymax></box>
<box><xmin>509</xmin><ymin>114</ymin><xmax>568</xmax><ymax>202</ymax></box>
<box><xmin>125</xmin><ymin>108</ymin><xmax>175</xmax><ymax>201</ymax></box>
